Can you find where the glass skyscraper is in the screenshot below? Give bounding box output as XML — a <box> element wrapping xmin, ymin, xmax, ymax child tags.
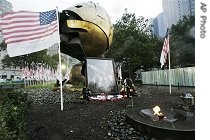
<box><xmin>162</xmin><ymin>0</ymin><xmax>195</xmax><ymax>28</ymax></box>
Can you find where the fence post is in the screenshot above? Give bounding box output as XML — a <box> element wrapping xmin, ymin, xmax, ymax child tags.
<box><xmin>178</xmin><ymin>83</ymin><xmax>180</xmax><ymax>90</ymax></box>
<box><xmin>156</xmin><ymin>82</ymin><xmax>158</xmax><ymax>88</ymax></box>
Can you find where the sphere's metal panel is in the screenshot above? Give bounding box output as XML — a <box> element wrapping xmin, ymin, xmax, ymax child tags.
<box><xmin>66</xmin><ymin>20</ymin><xmax>107</xmax><ymax>57</ymax></box>
<box><xmin>65</xmin><ymin>1</ymin><xmax>113</xmax><ymax>44</ymax></box>
<box><xmin>60</xmin><ymin>1</ymin><xmax>113</xmax><ymax>60</ymax></box>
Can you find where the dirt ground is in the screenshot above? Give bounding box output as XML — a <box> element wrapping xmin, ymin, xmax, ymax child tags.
<box><xmin>24</xmin><ymin>85</ymin><xmax>195</xmax><ymax>140</ymax></box>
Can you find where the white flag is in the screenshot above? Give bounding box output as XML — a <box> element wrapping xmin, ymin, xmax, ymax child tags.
<box><xmin>118</xmin><ymin>64</ymin><xmax>122</xmax><ymax>80</ymax></box>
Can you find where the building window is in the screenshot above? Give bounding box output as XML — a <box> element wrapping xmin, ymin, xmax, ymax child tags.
<box><xmin>2</xmin><ymin>73</ymin><xmax>7</xmax><ymax>79</ymax></box>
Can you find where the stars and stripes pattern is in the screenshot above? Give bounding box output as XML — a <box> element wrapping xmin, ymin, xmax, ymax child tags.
<box><xmin>0</xmin><ymin>9</ymin><xmax>59</xmax><ymax>57</ymax></box>
<box><xmin>160</xmin><ymin>28</ymin><xmax>170</xmax><ymax>68</ymax></box>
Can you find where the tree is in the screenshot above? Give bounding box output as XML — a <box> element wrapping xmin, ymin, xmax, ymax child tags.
<box><xmin>105</xmin><ymin>9</ymin><xmax>162</xmax><ymax>79</ymax></box>
<box><xmin>0</xmin><ymin>41</ymin><xmax>7</xmax><ymax>51</ymax></box>
<box><xmin>170</xmin><ymin>15</ymin><xmax>195</xmax><ymax>67</ymax></box>
<box><xmin>1</xmin><ymin>49</ymin><xmax>59</xmax><ymax>69</ymax></box>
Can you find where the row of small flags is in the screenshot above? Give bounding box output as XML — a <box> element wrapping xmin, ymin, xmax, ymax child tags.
<box><xmin>21</xmin><ymin>63</ymin><xmax>71</xmax><ymax>82</ymax></box>
<box><xmin>21</xmin><ymin>65</ymin><xmax>55</xmax><ymax>81</ymax></box>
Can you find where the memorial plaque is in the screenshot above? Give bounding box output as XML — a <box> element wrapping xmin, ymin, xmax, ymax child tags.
<box><xmin>85</xmin><ymin>58</ymin><xmax>118</xmax><ymax>95</ymax></box>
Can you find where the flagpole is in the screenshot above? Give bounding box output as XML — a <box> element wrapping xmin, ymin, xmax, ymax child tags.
<box><xmin>56</xmin><ymin>7</ymin><xmax>64</xmax><ymax>110</ymax></box>
<box><xmin>167</xmin><ymin>27</ymin><xmax>171</xmax><ymax>94</ymax></box>
<box><xmin>160</xmin><ymin>27</ymin><xmax>171</xmax><ymax>94</ymax></box>
<box><xmin>168</xmin><ymin>38</ymin><xmax>171</xmax><ymax>94</ymax></box>
<box><xmin>120</xmin><ymin>64</ymin><xmax>121</xmax><ymax>86</ymax></box>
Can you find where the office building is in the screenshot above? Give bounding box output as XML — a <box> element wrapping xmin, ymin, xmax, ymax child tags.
<box><xmin>162</xmin><ymin>0</ymin><xmax>195</xmax><ymax>29</ymax></box>
<box><xmin>152</xmin><ymin>12</ymin><xmax>165</xmax><ymax>37</ymax></box>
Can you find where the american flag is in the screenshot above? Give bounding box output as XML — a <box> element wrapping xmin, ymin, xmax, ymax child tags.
<box><xmin>0</xmin><ymin>9</ymin><xmax>59</xmax><ymax>57</ymax></box>
<box><xmin>160</xmin><ymin>28</ymin><xmax>170</xmax><ymax>68</ymax></box>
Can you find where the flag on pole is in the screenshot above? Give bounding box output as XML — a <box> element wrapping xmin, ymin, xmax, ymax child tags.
<box><xmin>64</xmin><ymin>66</ymin><xmax>72</xmax><ymax>81</ymax></box>
<box><xmin>118</xmin><ymin>64</ymin><xmax>122</xmax><ymax>80</ymax></box>
<box><xmin>160</xmin><ymin>28</ymin><xmax>170</xmax><ymax>68</ymax></box>
<box><xmin>55</xmin><ymin>64</ymin><xmax>63</xmax><ymax>82</ymax></box>
<box><xmin>0</xmin><ymin>9</ymin><xmax>59</xmax><ymax>57</ymax></box>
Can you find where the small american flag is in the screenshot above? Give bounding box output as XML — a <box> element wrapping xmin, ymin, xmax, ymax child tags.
<box><xmin>160</xmin><ymin>28</ymin><xmax>170</xmax><ymax>68</ymax></box>
<box><xmin>0</xmin><ymin>9</ymin><xmax>59</xmax><ymax>57</ymax></box>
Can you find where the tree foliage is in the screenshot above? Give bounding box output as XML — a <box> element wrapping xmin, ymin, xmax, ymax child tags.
<box><xmin>0</xmin><ymin>41</ymin><xmax>6</xmax><ymax>51</ymax></box>
<box><xmin>0</xmin><ymin>45</ymin><xmax>59</xmax><ymax>69</ymax></box>
<box><xmin>170</xmin><ymin>15</ymin><xmax>195</xmax><ymax>67</ymax></box>
<box><xmin>105</xmin><ymin>9</ymin><xmax>162</xmax><ymax>78</ymax></box>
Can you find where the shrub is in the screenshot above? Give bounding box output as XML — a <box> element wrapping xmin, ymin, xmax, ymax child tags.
<box><xmin>0</xmin><ymin>89</ymin><xmax>30</xmax><ymax>140</ymax></box>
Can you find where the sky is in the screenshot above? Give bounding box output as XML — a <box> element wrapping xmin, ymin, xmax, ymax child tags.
<box><xmin>7</xmin><ymin>0</ymin><xmax>163</xmax><ymax>23</ymax></box>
